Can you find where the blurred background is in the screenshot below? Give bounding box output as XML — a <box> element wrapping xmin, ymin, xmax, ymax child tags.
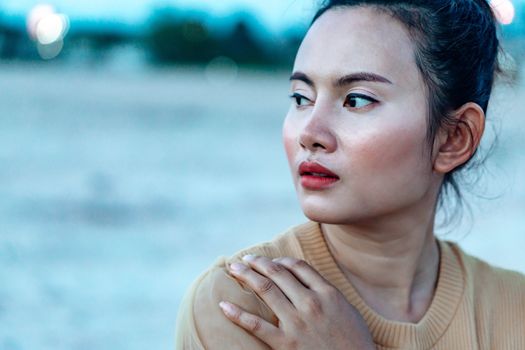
<box><xmin>0</xmin><ymin>0</ymin><xmax>523</xmax><ymax>349</ymax></box>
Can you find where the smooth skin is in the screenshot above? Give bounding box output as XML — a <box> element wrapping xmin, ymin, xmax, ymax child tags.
<box><xmin>220</xmin><ymin>6</ymin><xmax>485</xmax><ymax>349</ymax></box>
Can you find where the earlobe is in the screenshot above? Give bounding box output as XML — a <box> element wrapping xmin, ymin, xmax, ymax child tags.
<box><xmin>433</xmin><ymin>103</ymin><xmax>485</xmax><ymax>174</ymax></box>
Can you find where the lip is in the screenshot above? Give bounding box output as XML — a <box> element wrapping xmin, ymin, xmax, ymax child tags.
<box><xmin>298</xmin><ymin>161</ymin><xmax>340</xmax><ymax>190</ymax></box>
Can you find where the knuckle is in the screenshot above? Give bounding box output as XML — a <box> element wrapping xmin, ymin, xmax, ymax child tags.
<box><xmin>290</xmin><ymin>314</ymin><xmax>306</xmax><ymax>330</ymax></box>
<box><xmin>265</xmin><ymin>262</ymin><xmax>286</xmax><ymax>276</ymax></box>
<box><xmin>304</xmin><ymin>295</ymin><xmax>323</xmax><ymax>316</ymax></box>
<box><xmin>255</xmin><ymin>278</ymin><xmax>274</xmax><ymax>295</ymax></box>
<box><xmin>291</xmin><ymin>259</ymin><xmax>309</xmax><ymax>270</ymax></box>
<box><xmin>246</xmin><ymin>316</ymin><xmax>263</xmax><ymax>333</ymax></box>
<box><xmin>229</xmin><ymin>307</ymin><xmax>242</xmax><ymax>323</ymax></box>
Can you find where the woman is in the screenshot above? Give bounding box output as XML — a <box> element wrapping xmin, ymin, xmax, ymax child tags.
<box><xmin>175</xmin><ymin>0</ymin><xmax>525</xmax><ymax>349</ymax></box>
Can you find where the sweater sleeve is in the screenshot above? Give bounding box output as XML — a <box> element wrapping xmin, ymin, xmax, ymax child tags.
<box><xmin>175</xmin><ymin>256</ymin><xmax>276</xmax><ymax>350</ymax></box>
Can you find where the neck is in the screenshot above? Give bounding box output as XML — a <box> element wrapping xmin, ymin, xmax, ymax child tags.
<box><xmin>321</xmin><ymin>205</ymin><xmax>440</xmax><ymax>323</ymax></box>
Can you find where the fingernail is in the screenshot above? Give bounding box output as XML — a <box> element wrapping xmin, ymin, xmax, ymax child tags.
<box><xmin>229</xmin><ymin>262</ymin><xmax>246</xmax><ymax>272</ymax></box>
<box><xmin>242</xmin><ymin>254</ymin><xmax>256</xmax><ymax>262</ymax></box>
<box><xmin>219</xmin><ymin>301</ymin><xmax>234</xmax><ymax>316</ymax></box>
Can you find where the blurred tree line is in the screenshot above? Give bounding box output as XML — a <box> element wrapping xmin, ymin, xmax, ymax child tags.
<box><xmin>145</xmin><ymin>8</ymin><xmax>288</xmax><ymax>66</ymax></box>
<box><xmin>145</xmin><ymin>7</ymin><xmax>305</xmax><ymax>68</ymax></box>
<box><xmin>0</xmin><ymin>7</ymin><xmax>305</xmax><ymax>69</ymax></box>
<box><xmin>0</xmin><ymin>5</ymin><xmax>523</xmax><ymax>69</ymax></box>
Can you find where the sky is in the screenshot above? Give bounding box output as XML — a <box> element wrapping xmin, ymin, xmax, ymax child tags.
<box><xmin>1</xmin><ymin>0</ymin><xmax>319</xmax><ymax>32</ymax></box>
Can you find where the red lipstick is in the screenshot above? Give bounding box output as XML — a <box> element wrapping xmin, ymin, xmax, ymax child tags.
<box><xmin>299</xmin><ymin>162</ymin><xmax>340</xmax><ymax>190</ymax></box>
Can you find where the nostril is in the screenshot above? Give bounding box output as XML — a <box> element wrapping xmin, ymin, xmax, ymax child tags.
<box><xmin>299</xmin><ymin>127</ymin><xmax>335</xmax><ymax>152</ymax></box>
<box><xmin>300</xmin><ymin>140</ymin><xmax>327</xmax><ymax>151</ymax></box>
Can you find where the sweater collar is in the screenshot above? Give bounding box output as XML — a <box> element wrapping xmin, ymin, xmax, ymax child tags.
<box><xmin>295</xmin><ymin>221</ymin><xmax>465</xmax><ymax>349</ymax></box>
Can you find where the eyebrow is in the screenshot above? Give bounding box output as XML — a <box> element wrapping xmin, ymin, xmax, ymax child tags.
<box><xmin>289</xmin><ymin>71</ymin><xmax>393</xmax><ymax>88</ymax></box>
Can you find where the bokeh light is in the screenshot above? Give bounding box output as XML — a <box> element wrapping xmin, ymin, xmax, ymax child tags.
<box><xmin>490</xmin><ymin>0</ymin><xmax>515</xmax><ymax>25</ymax></box>
<box><xmin>36</xmin><ymin>13</ymin><xmax>69</xmax><ymax>45</ymax></box>
<box><xmin>26</xmin><ymin>4</ymin><xmax>55</xmax><ymax>40</ymax></box>
<box><xmin>26</xmin><ymin>4</ymin><xmax>69</xmax><ymax>59</ymax></box>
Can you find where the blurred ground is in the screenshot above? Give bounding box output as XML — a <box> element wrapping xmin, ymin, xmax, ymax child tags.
<box><xmin>0</xmin><ymin>61</ymin><xmax>524</xmax><ymax>350</ymax></box>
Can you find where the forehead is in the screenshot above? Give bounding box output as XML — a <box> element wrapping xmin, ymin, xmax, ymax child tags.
<box><xmin>295</xmin><ymin>6</ymin><xmax>420</xmax><ymax>87</ymax></box>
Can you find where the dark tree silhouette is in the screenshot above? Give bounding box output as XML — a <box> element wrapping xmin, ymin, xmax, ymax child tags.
<box><xmin>146</xmin><ymin>10</ymin><xmax>219</xmax><ymax>64</ymax></box>
<box><xmin>221</xmin><ymin>20</ymin><xmax>267</xmax><ymax>65</ymax></box>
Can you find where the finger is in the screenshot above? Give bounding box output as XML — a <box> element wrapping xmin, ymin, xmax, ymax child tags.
<box><xmin>228</xmin><ymin>261</ymin><xmax>295</xmax><ymax>318</ymax></box>
<box><xmin>271</xmin><ymin>257</ymin><xmax>332</xmax><ymax>291</ymax></box>
<box><xmin>219</xmin><ymin>301</ymin><xmax>280</xmax><ymax>347</ymax></box>
<box><xmin>241</xmin><ymin>255</ymin><xmax>315</xmax><ymax>308</ymax></box>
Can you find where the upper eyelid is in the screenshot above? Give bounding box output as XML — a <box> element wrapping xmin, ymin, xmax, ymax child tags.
<box><xmin>290</xmin><ymin>92</ymin><xmax>313</xmax><ymax>101</ymax></box>
<box><xmin>346</xmin><ymin>92</ymin><xmax>379</xmax><ymax>101</ymax></box>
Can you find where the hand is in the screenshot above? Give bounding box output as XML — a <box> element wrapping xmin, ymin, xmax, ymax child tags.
<box><xmin>220</xmin><ymin>255</ymin><xmax>375</xmax><ymax>350</ymax></box>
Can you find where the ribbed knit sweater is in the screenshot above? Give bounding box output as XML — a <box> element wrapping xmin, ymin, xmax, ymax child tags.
<box><xmin>175</xmin><ymin>221</ymin><xmax>525</xmax><ymax>349</ymax></box>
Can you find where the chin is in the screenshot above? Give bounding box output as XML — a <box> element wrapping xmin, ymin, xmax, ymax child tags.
<box><xmin>298</xmin><ymin>194</ymin><xmax>346</xmax><ymax>224</ymax></box>
<box><xmin>299</xmin><ymin>195</ymin><xmax>379</xmax><ymax>225</ymax></box>
<box><xmin>301</xmin><ymin>204</ymin><xmax>353</xmax><ymax>225</ymax></box>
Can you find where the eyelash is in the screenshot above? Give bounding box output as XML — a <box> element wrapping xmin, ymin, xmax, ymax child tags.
<box><xmin>344</xmin><ymin>93</ymin><xmax>379</xmax><ymax>109</ymax></box>
<box><xmin>289</xmin><ymin>92</ymin><xmax>378</xmax><ymax>110</ymax></box>
<box><xmin>289</xmin><ymin>93</ymin><xmax>312</xmax><ymax>107</ymax></box>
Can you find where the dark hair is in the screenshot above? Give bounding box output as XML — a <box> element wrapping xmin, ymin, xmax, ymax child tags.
<box><xmin>312</xmin><ymin>0</ymin><xmax>502</xmax><ymax>223</ymax></box>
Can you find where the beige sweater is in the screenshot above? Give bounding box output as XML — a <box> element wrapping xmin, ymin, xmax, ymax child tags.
<box><xmin>175</xmin><ymin>221</ymin><xmax>525</xmax><ymax>349</ymax></box>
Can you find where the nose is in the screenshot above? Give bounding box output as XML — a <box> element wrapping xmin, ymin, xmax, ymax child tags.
<box><xmin>299</xmin><ymin>108</ymin><xmax>337</xmax><ymax>153</ymax></box>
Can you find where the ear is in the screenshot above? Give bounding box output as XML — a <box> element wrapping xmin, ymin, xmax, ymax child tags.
<box><xmin>433</xmin><ymin>102</ymin><xmax>485</xmax><ymax>174</ymax></box>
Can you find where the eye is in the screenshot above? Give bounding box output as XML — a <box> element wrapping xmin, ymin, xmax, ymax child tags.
<box><xmin>344</xmin><ymin>93</ymin><xmax>378</xmax><ymax>109</ymax></box>
<box><xmin>290</xmin><ymin>93</ymin><xmax>312</xmax><ymax>107</ymax></box>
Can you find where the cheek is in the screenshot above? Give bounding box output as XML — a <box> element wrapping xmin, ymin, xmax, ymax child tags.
<box><xmin>364</xmin><ymin>127</ymin><xmax>423</xmax><ymax>163</ymax></box>
<box><xmin>282</xmin><ymin>115</ymin><xmax>298</xmax><ymax>166</ymax></box>
<box><xmin>345</xmin><ymin>120</ymin><xmax>430</xmax><ymax>188</ymax></box>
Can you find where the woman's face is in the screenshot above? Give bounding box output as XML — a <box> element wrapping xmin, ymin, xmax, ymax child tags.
<box><xmin>283</xmin><ymin>6</ymin><xmax>441</xmax><ymax>224</ymax></box>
